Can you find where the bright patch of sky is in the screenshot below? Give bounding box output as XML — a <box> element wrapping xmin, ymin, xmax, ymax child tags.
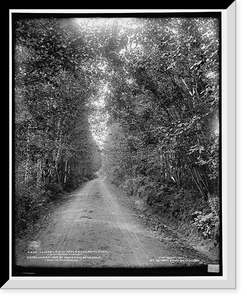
<box><xmin>74</xmin><ymin>17</ymin><xmax>141</xmax><ymax>30</ymax></box>
<box><xmin>89</xmin><ymin>82</ymin><xmax>110</xmax><ymax>149</ymax></box>
<box><xmin>74</xmin><ymin>18</ymin><xmax>143</xmax><ymax>149</ymax></box>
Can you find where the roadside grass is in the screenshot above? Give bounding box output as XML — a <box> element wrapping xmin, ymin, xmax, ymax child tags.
<box><xmin>106</xmin><ymin>178</ymin><xmax>220</xmax><ymax>263</ymax></box>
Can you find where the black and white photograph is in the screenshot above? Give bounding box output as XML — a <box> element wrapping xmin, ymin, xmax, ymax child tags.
<box><xmin>7</xmin><ymin>6</ymin><xmax>237</xmax><ymax>287</ymax></box>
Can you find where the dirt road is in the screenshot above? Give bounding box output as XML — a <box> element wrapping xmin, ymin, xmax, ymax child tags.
<box><xmin>15</xmin><ymin>177</ymin><xmax>211</xmax><ymax>269</ymax></box>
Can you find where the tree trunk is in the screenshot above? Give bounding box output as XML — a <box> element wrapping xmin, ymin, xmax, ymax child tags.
<box><xmin>165</xmin><ymin>151</ymin><xmax>171</xmax><ymax>181</ymax></box>
<box><xmin>63</xmin><ymin>159</ymin><xmax>68</xmax><ymax>184</ymax></box>
<box><xmin>36</xmin><ymin>158</ymin><xmax>42</xmax><ymax>187</ymax></box>
<box><xmin>54</xmin><ymin>119</ymin><xmax>63</xmax><ymax>184</ymax></box>
<box><xmin>24</xmin><ymin>122</ymin><xmax>31</xmax><ymax>184</ymax></box>
<box><xmin>188</xmin><ymin>167</ymin><xmax>206</xmax><ymax>199</ymax></box>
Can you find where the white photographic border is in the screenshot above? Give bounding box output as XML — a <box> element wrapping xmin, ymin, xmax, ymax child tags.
<box><xmin>5</xmin><ymin>4</ymin><xmax>236</xmax><ymax>289</ymax></box>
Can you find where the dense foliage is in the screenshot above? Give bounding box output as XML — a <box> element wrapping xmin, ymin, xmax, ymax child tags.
<box><xmin>14</xmin><ymin>18</ymin><xmax>101</xmax><ymax>232</ymax></box>
<box><xmin>14</xmin><ymin>16</ymin><xmax>220</xmax><ymax>245</ymax></box>
<box><xmin>100</xmin><ymin>18</ymin><xmax>220</xmax><ymax>244</ymax></box>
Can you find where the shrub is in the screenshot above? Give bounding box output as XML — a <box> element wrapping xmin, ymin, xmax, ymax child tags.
<box><xmin>109</xmin><ymin>167</ymin><xmax>125</xmax><ymax>186</ymax></box>
<box><xmin>208</xmin><ymin>194</ymin><xmax>220</xmax><ymax>216</ymax></box>
<box><xmin>191</xmin><ymin>205</ymin><xmax>219</xmax><ymax>242</ymax></box>
<box><xmin>120</xmin><ymin>176</ymin><xmax>151</xmax><ymax>197</ymax></box>
<box><xmin>192</xmin><ymin>212</ymin><xmax>212</xmax><ymax>239</ymax></box>
<box><xmin>14</xmin><ymin>180</ymin><xmax>62</xmax><ymax>236</ymax></box>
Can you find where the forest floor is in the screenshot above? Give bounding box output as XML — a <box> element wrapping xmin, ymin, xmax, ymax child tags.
<box><xmin>15</xmin><ymin>177</ymin><xmax>218</xmax><ymax>272</ymax></box>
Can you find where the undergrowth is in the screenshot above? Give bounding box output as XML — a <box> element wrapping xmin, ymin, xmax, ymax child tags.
<box><xmin>109</xmin><ymin>173</ymin><xmax>220</xmax><ymax>251</ymax></box>
<box><xmin>14</xmin><ymin>180</ymin><xmax>64</xmax><ymax>238</ymax></box>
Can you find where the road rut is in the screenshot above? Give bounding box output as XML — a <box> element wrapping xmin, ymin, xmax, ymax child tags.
<box><xmin>16</xmin><ymin>178</ymin><xmax>209</xmax><ymax>268</ymax></box>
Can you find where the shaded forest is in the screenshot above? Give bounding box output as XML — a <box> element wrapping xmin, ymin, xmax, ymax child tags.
<box><xmin>14</xmin><ymin>16</ymin><xmax>220</xmax><ymax>247</ymax></box>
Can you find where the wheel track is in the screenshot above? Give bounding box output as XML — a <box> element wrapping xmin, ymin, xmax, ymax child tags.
<box><xmin>46</xmin><ymin>180</ymin><xmax>95</xmax><ymax>267</ymax></box>
<box><xmin>99</xmin><ymin>179</ymin><xmax>150</xmax><ymax>266</ymax></box>
<box><xmin>16</xmin><ymin>178</ymin><xmax>209</xmax><ymax>268</ymax></box>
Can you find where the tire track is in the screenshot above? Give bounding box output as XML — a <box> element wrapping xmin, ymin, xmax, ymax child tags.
<box><xmin>99</xmin><ymin>179</ymin><xmax>151</xmax><ymax>266</ymax></box>
<box><xmin>44</xmin><ymin>180</ymin><xmax>95</xmax><ymax>268</ymax></box>
<box><xmin>16</xmin><ymin>177</ymin><xmax>207</xmax><ymax>268</ymax></box>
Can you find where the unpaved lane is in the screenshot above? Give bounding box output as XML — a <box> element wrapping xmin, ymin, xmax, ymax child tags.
<box><xmin>16</xmin><ymin>178</ymin><xmax>208</xmax><ymax>268</ymax></box>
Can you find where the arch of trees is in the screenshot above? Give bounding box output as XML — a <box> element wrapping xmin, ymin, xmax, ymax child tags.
<box><xmin>14</xmin><ymin>16</ymin><xmax>220</xmax><ymax>242</ymax></box>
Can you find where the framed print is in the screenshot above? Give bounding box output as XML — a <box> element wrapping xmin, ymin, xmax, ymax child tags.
<box><xmin>4</xmin><ymin>2</ymin><xmax>236</xmax><ymax>289</ymax></box>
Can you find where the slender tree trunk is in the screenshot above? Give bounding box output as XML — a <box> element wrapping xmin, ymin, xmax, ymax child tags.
<box><xmin>24</xmin><ymin>122</ymin><xmax>31</xmax><ymax>184</ymax></box>
<box><xmin>36</xmin><ymin>158</ymin><xmax>42</xmax><ymax>187</ymax></box>
<box><xmin>64</xmin><ymin>159</ymin><xmax>68</xmax><ymax>184</ymax></box>
<box><xmin>159</xmin><ymin>147</ymin><xmax>165</xmax><ymax>183</ymax></box>
<box><xmin>188</xmin><ymin>167</ymin><xmax>205</xmax><ymax>199</ymax></box>
<box><xmin>194</xmin><ymin>168</ymin><xmax>210</xmax><ymax>195</ymax></box>
<box><xmin>165</xmin><ymin>151</ymin><xmax>171</xmax><ymax>180</ymax></box>
<box><xmin>54</xmin><ymin>119</ymin><xmax>63</xmax><ymax>184</ymax></box>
